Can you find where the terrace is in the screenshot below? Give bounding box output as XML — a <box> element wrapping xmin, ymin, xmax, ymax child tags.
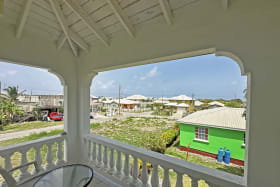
<box><xmin>0</xmin><ymin>0</ymin><xmax>279</xmax><ymax>186</ymax></box>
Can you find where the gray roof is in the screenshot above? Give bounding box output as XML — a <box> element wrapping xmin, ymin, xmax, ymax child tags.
<box><xmin>178</xmin><ymin>107</ymin><xmax>246</xmax><ymax>131</ymax></box>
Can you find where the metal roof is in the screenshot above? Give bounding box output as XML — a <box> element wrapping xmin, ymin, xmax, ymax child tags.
<box><xmin>126</xmin><ymin>94</ymin><xmax>148</xmax><ymax>100</ymax></box>
<box><xmin>170</xmin><ymin>95</ymin><xmax>193</xmax><ymax>101</ymax></box>
<box><xmin>209</xmin><ymin>101</ymin><xmax>225</xmax><ymax>107</ymax></box>
<box><xmin>178</xmin><ymin>107</ymin><xmax>246</xmax><ymax>131</ymax></box>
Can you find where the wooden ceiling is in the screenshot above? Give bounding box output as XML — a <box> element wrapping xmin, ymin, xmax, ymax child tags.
<box><xmin>3</xmin><ymin>0</ymin><xmax>229</xmax><ymax>56</ymax></box>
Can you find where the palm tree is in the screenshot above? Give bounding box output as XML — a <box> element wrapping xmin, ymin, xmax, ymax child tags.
<box><xmin>4</xmin><ymin>86</ymin><xmax>25</xmax><ymax>102</ymax></box>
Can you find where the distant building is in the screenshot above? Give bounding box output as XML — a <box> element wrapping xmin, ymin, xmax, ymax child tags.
<box><xmin>17</xmin><ymin>95</ymin><xmax>64</xmax><ymax>112</ymax></box>
<box><xmin>208</xmin><ymin>101</ymin><xmax>225</xmax><ymax>108</ymax></box>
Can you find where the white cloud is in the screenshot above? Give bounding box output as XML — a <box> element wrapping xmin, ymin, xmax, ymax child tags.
<box><xmin>140</xmin><ymin>66</ymin><xmax>158</xmax><ymax>80</ymax></box>
<box><xmin>96</xmin><ymin>80</ymin><xmax>116</xmax><ymax>89</ymax></box>
<box><xmin>7</xmin><ymin>70</ymin><xmax>17</xmax><ymax>76</ymax></box>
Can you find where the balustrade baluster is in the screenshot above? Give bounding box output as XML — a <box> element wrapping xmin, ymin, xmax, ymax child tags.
<box><xmin>45</xmin><ymin>142</ymin><xmax>55</xmax><ymax>170</ymax></box>
<box><xmin>122</xmin><ymin>153</ymin><xmax>131</xmax><ymax>184</ymax></box>
<box><xmin>33</xmin><ymin>145</ymin><xmax>43</xmax><ymax>174</ymax></box>
<box><xmin>116</xmin><ymin>150</ymin><xmax>123</xmax><ymax>177</ymax></box>
<box><xmin>92</xmin><ymin>142</ymin><xmax>97</xmax><ymax>164</ymax></box>
<box><xmin>190</xmin><ymin>176</ymin><xmax>199</xmax><ymax>187</ymax></box>
<box><xmin>103</xmin><ymin>145</ymin><xmax>108</xmax><ymax>170</ymax></box>
<box><xmin>131</xmin><ymin>156</ymin><xmax>141</xmax><ymax>186</ymax></box>
<box><xmin>87</xmin><ymin>140</ymin><xmax>92</xmax><ymax>161</ymax></box>
<box><xmin>3</xmin><ymin>153</ymin><xmax>12</xmax><ymax>171</ymax></box>
<box><xmin>151</xmin><ymin>164</ymin><xmax>159</xmax><ymax>187</ymax></box>
<box><xmin>55</xmin><ymin>140</ymin><xmax>64</xmax><ymax>166</ymax></box>
<box><xmin>175</xmin><ymin>171</ymin><xmax>183</xmax><ymax>187</ymax></box>
<box><xmin>141</xmin><ymin>160</ymin><xmax>149</xmax><ymax>186</ymax></box>
<box><xmin>162</xmin><ymin>167</ymin><xmax>170</xmax><ymax>187</ymax></box>
<box><xmin>97</xmin><ymin>144</ymin><xmax>102</xmax><ymax>168</ymax></box>
<box><xmin>1</xmin><ymin>153</ymin><xmax>13</xmax><ymax>187</ymax></box>
<box><xmin>18</xmin><ymin>149</ymin><xmax>31</xmax><ymax>181</ymax></box>
<box><xmin>108</xmin><ymin>147</ymin><xmax>115</xmax><ymax>175</ymax></box>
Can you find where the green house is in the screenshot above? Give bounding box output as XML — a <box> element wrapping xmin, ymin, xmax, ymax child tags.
<box><xmin>179</xmin><ymin>107</ymin><xmax>246</xmax><ymax>165</ymax></box>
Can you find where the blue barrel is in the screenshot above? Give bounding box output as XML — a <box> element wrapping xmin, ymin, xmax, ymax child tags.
<box><xmin>217</xmin><ymin>148</ymin><xmax>224</xmax><ymax>162</ymax></box>
<box><xmin>224</xmin><ymin>149</ymin><xmax>230</xmax><ymax>164</ymax></box>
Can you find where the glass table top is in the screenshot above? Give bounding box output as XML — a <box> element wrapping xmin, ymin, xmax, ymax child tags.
<box><xmin>33</xmin><ymin>164</ymin><xmax>93</xmax><ymax>187</ymax></box>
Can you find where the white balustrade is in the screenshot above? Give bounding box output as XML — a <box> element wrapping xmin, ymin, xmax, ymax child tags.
<box><xmin>0</xmin><ymin>134</ymin><xmax>67</xmax><ymax>186</ymax></box>
<box><xmin>85</xmin><ymin>133</ymin><xmax>246</xmax><ymax>187</ymax></box>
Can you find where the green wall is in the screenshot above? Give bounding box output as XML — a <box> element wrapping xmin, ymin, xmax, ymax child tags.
<box><xmin>180</xmin><ymin>123</ymin><xmax>245</xmax><ymax>160</ymax></box>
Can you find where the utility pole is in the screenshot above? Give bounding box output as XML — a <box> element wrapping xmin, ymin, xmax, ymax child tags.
<box><xmin>118</xmin><ymin>84</ymin><xmax>121</xmax><ymax>116</ymax></box>
<box><xmin>0</xmin><ymin>81</ymin><xmax>1</xmax><ymax>95</ymax></box>
<box><xmin>191</xmin><ymin>93</ymin><xmax>195</xmax><ymax>113</ymax></box>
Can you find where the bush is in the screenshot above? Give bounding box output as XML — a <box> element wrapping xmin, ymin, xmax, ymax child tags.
<box><xmin>161</xmin><ymin>128</ymin><xmax>179</xmax><ymax>146</ymax></box>
<box><xmin>141</xmin><ymin>127</ymin><xmax>179</xmax><ymax>153</ymax></box>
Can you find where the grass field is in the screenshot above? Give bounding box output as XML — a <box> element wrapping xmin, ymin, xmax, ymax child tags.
<box><xmin>0</xmin><ymin>121</ymin><xmax>62</xmax><ymax>134</ymax></box>
<box><xmin>0</xmin><ymin>117</ymin><xmax>243</xmax><ymax>186</ymax></box>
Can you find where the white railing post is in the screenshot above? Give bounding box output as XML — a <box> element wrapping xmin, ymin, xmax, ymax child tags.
<box><xmin>162</xmin><ymin>167</ymin><xmax>170</xmax><ymax>187</ymax></box>
<box><xmin>45</xmin><ymin>142</ymin><xmax>55</xmax><ymax>170</ymax></box>
<box><xmin>97</xmin><ymin>144</ymin><xmax>103</xmax><ymax>168</ymax></box>
<box><xmin>141</xmin><ymin>160</ymin><xmax>149</xmax><ymax>187</ymax></box>
<box><xmin>103</xmin><ymin>145</ymin><xmax>108</xmax><ymax>171</ymax></box>
<box><xmin>123</xmin><ymin>153</ymin><xmax>131</xmax><ymax>185</ymax></box>
<box><xmin>18</xmin><ymin>148</ymin><xmax>31</xmax><ymax>181</ymax></box>
<box><xmin>87</xmin><ymin>140</ymin><xmax>92</xmax><ymax>162</ymax></box>
<box><xmin>175</xmin><ymin>171</ymin><xmax>183</xmax><ymax>187</ymax></box>
<box><xmin>190</xmin><ymin>176</ymin><xmax>199</xmax><ymax>187</ymax></box>
<box><xmin>131</xmin><ymin>156</ymin><xmax>141</xmax><ymax>186</ymax></box>
<box><xmin>92</xmin><ymin>142</ymin><xmax>97</xmax><ymax>165</ymax></box>
<box><xmin>151</xmin><ymin>164</ymin><xmax>159</xmax><ymax>187</ymax></box>
<box><xmin>108</xmin><ymin>147</ymin><xmax>115</xmax><ymax>175</ymax></box>
<box><xmin>3</xmin><ymin>153</ymin><xmax>13</xmax><ymax>171</ymax></box>
<box><xmin>33</xmin><ymin>145</ymin><xmax>43</xmax><ymax>174</ymax></box>
<box><xmin>56</xmin><ymin>140</ymin><xmax>65</xmax><ymax>166</ymax></box>
<box><xmin>116</xmin><ymin>150</ymin><xmax>123</xmax><ymax>178</ymax></box>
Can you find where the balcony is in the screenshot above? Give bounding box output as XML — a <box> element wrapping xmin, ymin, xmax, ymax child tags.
<box><xmin>0</xmin><ymin>0</ymin><xmax>279</xmax><ymax>186</ymax></box>
<box><xmin>0</xmin><ymin>133</ymin><xmax>245</xmax><ymax>187</ymax></box>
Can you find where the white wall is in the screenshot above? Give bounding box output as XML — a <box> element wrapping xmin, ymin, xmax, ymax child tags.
<box><xmin>0</xmin><ymin>0</ymin><xmax>279</xmax><ymax>186</ymax></box>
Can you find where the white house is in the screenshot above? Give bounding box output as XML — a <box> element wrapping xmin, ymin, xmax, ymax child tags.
<box><xmin>0</xmin><ymin>0</ymin><xmax>279</xmax><ymax>186</ymax></box>
<box><xmin>209</xmin><ymin>101</ymin><xmax>225</xmax><ymax>108</ymax></box>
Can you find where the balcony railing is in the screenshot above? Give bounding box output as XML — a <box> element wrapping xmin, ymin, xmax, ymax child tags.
<box><xmin>0</xmin><ymin>134</ymin><xmax>67</xmax><ymax>186</ymax></box>
<box><xmin>85</xmin><ymin>133</ymin><xmax>246</xmax><ymax>187</ymax></box>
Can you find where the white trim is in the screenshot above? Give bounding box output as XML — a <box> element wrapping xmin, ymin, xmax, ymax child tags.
<box><xmin>194</xmin><ymin>138</ymin><xmax>209</xmax><ymax>143</ymax></box>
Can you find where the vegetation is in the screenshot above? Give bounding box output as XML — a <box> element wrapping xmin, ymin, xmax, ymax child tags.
<box><xmin>165</xmin><ymin>147</ymin><xmax>244</xmax><ymax>176</ymax></box>
<box><xmin>0</xmin><ymin>121</ymin><xmax>62</xmax><ymax>134</ymax></box>
<box><xmin>0</xmin><ymin>98</ymin><xmax>23</xmax><ymax>130</ymax></box>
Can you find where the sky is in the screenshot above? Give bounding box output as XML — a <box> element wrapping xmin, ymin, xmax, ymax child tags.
<box><xmin>0</xmin><ymin>54</ymin><xmax>247</xmax><ymax>99</ymax></box>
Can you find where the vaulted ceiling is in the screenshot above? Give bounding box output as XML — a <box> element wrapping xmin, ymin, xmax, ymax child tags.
<box><xmin>3</xmin><ymin>0</ymin><xmax>229</xmax><ymax>56</ymax></box>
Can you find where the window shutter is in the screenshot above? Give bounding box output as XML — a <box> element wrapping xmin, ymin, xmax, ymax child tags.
<box><xmin>195</xmin><ymin>127</ymin><xmax>198</xmax><ymax>138</ymax></box>
<box><xmin>205</xmin><ymin>128</ymin><xmax>208</xmax><ymax>140</ymax></box>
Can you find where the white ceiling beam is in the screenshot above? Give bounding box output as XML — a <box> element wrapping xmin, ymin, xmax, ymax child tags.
<box><xmin>16</xmin><ymin>0</ymin><xmax>33</xmax><ymax>39</ymax></box>
<box><xmin>106</xmin><ymin>0</ymin><xmax>135</xmax><ymax>38</ymax></box>
<box><xmin>222</xmin><ymin>0</ymin><xmax>229</xmax><ymax>10</ymax></box>
<box><xmin>63</xmin><ymin>0</ymin><xmax>110</xmax><ymax>47</ymax></box>
<box><xmin>49</xmin><ymin>0</ymin><xmax>89</xmax><ymax>56</ymax></box>
<box><xmin>57</xmin><ymin>34</ymin><xmax>67</xmax><ymax>50</ymax></box>
<box><xmin>158</xmin><ymin>0</ymin><xmax>172</xmax><ymax>25</ymax></box>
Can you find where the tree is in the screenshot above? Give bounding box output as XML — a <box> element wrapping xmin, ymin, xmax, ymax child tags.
<box><xmin>0</xmin><ymin>98</ymin><xmax>23</xmax><ymax>130</ymax></box>
<box><xmin>4</xmin><ymin>86</ymin><xmax>25</xmax><ymax>102</ymax></box>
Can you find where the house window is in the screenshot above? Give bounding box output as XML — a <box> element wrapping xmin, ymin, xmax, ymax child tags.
<box><xmin>195</xmin><ymin>127</ymin><xmax>208</xmax><ymax>141</ymax></box>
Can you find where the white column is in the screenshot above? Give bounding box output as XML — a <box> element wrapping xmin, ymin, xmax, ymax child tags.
<box><xmin>63</xmin><ymin>71</ymin><xmax>97</xmax><ymax>163</ymax></box>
